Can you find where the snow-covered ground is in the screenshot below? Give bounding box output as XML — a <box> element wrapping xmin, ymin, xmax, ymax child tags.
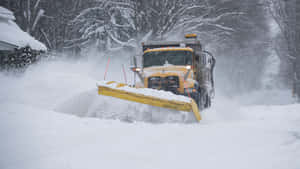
<box><xmin>0</xmin><ymin>56</ymin><xmax>299</xmax><ymax>169</ymax></box>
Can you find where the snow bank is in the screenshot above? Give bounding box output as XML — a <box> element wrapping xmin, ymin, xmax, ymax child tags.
<box><xmin>0</xmin><ymin>6</ymin><xmax>47</xmax><ymax>51</ymax></box>
<box><xmin>0</xmin><ymin>6</ymin><xmax>15</xmax><ymax>20</ymax></box>
<box><xmin>0</xmin><ymin>102</ymin><xmax>299</xmax><ymax>169</ymax></box>
<box><xmin>232</xmin><ymin>89</ymin><xmax>294</xmax><ymax>105</ymax></box>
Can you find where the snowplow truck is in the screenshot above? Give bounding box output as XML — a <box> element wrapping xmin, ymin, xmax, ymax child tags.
<box><xmin>98</xmin><ymin>34</ymin><xmax>215</xmax><ymax>122</ymax></box>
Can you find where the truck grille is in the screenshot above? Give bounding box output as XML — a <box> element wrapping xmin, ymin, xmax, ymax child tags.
<box><xmin>148</xmin><ymin>76</ymin><xmax>180</xmax><ymax>93</ymax></box>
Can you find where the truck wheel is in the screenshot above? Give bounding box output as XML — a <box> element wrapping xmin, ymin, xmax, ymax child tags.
<box><xmin>205</xmin><ymin>95</ymin><xmax>211</xmax><ymax>108</ymax></box>
<box><xmin>194</xmin><ymin>92</ymin><xmax>199</xmax><ymax>106</ymax></box>
<box><xmin>193</xmin><ymin>92</ymin><xmax>201</xmax><ymax>109</ymax></box>
<box><xmin>197</xmin><ymin>93</ymin><xmax>206</xmax><ymax>110</ymax></box>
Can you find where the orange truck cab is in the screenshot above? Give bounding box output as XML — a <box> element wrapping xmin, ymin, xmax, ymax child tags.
<box><xmin>132</xmin><ymin>34</ymin><xmax>215</xmax><ymax>109</ymax></box>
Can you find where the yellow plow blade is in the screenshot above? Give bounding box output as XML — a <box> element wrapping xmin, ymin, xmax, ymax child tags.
<box><xmin>97</xmin><ymin>81</ymin><xmax>201</xmax><ymax>122</ymax></box>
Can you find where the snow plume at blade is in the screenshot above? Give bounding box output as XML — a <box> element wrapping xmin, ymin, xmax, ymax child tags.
<box><xmin>55</xmin><ymin>89</ymin><xmax>197</xmax><ymax>123</ymax></box>
<box><xmin>0</xmin><ymin>50</ymin><xmax>133</xmax><ymax>109</ymax></box>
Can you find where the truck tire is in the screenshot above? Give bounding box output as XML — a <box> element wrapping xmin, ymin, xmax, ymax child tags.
<box><xmin>205</xmin><ymin>95</ymin><xmax>211</xmax><ymax>108</ymax></box>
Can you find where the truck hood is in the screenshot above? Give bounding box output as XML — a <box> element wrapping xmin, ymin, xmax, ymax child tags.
<box><xmin>142</xmin><ymin>65</ymin><xmax>190</xmax><ymax>78</ymax></box>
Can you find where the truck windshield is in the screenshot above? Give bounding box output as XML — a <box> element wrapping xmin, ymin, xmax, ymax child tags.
<box><xmin>143</xmin><ymin>50</ymin><xmax>192</xmax><ymax>68</ymax></box>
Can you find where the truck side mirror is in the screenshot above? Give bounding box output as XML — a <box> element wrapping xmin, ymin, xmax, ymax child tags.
<box><xmin>130</xmin><ymin>67</ymin><xmax>141</xmax><ymax>72</ymax></box>
<box><xmin>130</xmin><ymin>55</ymin><xmax>144</xmax><ymax>84</ymax></box>
<box><xmin>131</xmin><ymin>55</ymin><xmax>138</xmax><ymax>67</ymax></box>
<box><xmin>130</xmin><ymin>55</ymin><xmax>140</xmax><ymax>72</ymax></box>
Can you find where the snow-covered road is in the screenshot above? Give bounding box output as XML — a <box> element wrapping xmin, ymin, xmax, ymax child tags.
<box><xmin>0</xmin><ymin>57</ymin><xmax>299</xmax><ymax>169</ymax></box>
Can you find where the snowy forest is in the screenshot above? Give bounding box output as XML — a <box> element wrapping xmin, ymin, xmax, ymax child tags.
<box><xmin>0</xmin><ymin>0</ymin><xmax>299</xmax><ymax>98</ymax></box>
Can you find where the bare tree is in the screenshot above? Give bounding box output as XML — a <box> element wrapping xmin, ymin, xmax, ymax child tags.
<box><xmin>68</xmin><ymin>0</ymin><xmax>136</xmax><ymax>51</ymax></box>
<box><xmin>267</xmin><ymin>0</ymin><xmax>299</xmax><ymax>99</ymax></box>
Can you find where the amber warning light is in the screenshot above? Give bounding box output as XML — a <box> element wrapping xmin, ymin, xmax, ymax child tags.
<box><xmin>185</xmin><ymin>34</ymin><xmax>197</xmax><ymax>39</ymax></box>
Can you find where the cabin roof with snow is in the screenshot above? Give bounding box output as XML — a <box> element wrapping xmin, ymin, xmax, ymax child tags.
<box><xmin>0</xmin><ymin>6</ymin><xmax>47</xmax><ymax>51</ymax></box>
<box><xmin>142</xmin><ymin>39</ymin><xmax>202</xmax><ymax>52</ymax></box>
